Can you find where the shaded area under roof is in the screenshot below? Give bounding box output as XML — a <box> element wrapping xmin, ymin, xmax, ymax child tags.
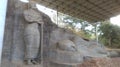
<box><xmin>31</xmin><ymin>0</ymin><xmax>120</xmax><ymax>22</ymax></box>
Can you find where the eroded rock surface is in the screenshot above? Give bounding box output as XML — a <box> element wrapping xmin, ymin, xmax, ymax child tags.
<box><xmin>49</xmin><ymin>28</ymin><xmax>108</xmax><ymax>65</ymax></box>
<box><xmin>1</xmin><ymin>1</ymin><xmax>108</xmax><ymax>67</ymax></box>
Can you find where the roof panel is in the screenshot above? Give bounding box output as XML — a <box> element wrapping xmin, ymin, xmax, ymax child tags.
<box><xmin>31</xmin><ymin>0</ymin><xmax>120</xmax><ymax>22</ymax></box>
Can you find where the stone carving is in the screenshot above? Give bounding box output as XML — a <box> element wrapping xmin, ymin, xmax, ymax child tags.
<box><xmin>2</xmin><ymin>1</ymin><xmax>109</xmax><ymax>67</ymax></box>
<box><xmin>24</xmin><ymin>9</ymin><xmax>43</xmax><ymax>23</ymax></box>
<box><xmin>23</xmin><ymin>8</ymin><xmax>43</xmax><ymax>64</ymax></box>
<box><xmin>49</xmin><ymin>28</ymin><xmax>108</xmax><ymax>65</ymax></box>
<box><xmin>57</xmin><ymin>39</ymin><xmax>77</xmax><ymax>52</ymax></box>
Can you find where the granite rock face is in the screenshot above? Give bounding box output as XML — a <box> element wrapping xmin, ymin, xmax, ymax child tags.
<box><xmin>1</xmin><ymin>0</ymin><xmax>108</xmax><ymax>67</ymax></box>
<box><xmin>49</xmin><ymin>28</ymin><xmax>108</xmax><ymax>65</ymax></box>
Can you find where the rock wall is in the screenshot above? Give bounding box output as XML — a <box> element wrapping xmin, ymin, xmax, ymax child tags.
<box><xmin>1</xmin><ymin>0</ymin><xmax>57</xmax><ymax>67</ymax></box>
<box><xmin>1</xmin><ymin>0</ymin><xmax>108</xmax><ymax>67</ymax></box>
<box><xmin>1</xmin><ymin>0</ymin><xmax>28</xmax><ymax>67</ymax></box>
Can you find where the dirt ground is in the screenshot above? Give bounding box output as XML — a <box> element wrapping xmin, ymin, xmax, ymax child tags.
<box><xmin>77</xmin><ymin>57</ymin><xmax>120</xmax><ymax>67</ymax></box>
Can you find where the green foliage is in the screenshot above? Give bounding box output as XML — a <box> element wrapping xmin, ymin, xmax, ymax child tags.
<box><xmin>99</xmin><ymin>22</ymin><xmax>120</xmax><ymax>48</ymax></box>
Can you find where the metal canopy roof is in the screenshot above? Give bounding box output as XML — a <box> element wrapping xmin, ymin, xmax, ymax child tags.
<box><xmin>31</xmin><ymin>0</ymin><xmax>120</xmax><ymax>22</ymax></box>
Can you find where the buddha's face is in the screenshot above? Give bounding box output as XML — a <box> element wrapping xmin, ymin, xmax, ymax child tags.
<box><xmin>24</xmin><ymin>9</ymin><xmax>42</xmax><ymax>23</ymax></box>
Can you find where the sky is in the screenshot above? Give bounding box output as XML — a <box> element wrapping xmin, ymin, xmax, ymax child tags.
<box><xmin>110</xmin><ymin>15</ymin><xmax>120</xmax><ymax>26</ymax></box>
<box><xmin>0</xmin><ymin>0</ymin><xmax>8</xmax><ymax>62</ymax></box>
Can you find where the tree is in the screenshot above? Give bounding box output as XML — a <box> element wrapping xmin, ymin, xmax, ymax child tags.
<box><xmin>99</xmin><ymin>21</ymin><xmax>120</xmax><ymax>48</ymax></box>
